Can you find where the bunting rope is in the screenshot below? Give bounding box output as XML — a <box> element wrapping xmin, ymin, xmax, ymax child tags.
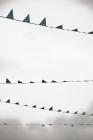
<box><xmin>0</xmin><ymin>122</ymin><xmax>93</xmax><ymax>127</ymax></box>
<box><xmin>0</xmin><ymin>98</ymin><xmax>93</xmax><ymax>117</ymax></box>
<box><xmin>0</xmin><ymin>9</ymin><xmax>93</xmax><ymax>36</ymax></box>
<box><xmin>1</xmin><ymin>78</ymin><xmax>93</xmax><ymax>84</ymax></box>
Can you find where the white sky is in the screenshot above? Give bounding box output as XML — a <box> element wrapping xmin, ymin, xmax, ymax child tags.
<box><xmin>0</xmin><ymin>0</ymin><xmax>93</xmax><ymax>135</ymax></box>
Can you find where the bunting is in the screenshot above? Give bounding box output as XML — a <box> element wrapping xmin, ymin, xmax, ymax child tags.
<box><xmin>0</xmin><ymin>98</ymin><xmax>93</xmax><ymax>117</ymax></box>
<box><xmin>0</xmin><ymin>10</ymin><xmax>93</xmax><ymax>36</ymax></box>
<box><xmin>1</xmin><ymin>9</ymin><xmax>93</xmax><ymax>133</ymax></box>
<box><xmin>0</xmin><ymin>10</ymin><xmax>93</xmax><ymax>35</ymax></box>
<box><xmin>0</xmin><ymin>122</ymin><xmax>93</xmax><ymax>127</ymax></box>
<box><xmin>1</xmin><ymin>78</ymin><xmax>93</xmax><ymax>84</ymax></box>
<box><xmin>0</xmin><ymin>9</ymin><xmax>92</xmax><ymax>36</ymax></box>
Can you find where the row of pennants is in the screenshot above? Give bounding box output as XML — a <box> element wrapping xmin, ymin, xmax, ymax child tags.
<box><xmin>1</xmin><ymin>78</ymin><xmax>93</xmax><ymax>84</ymax></box>
<box><xmin>0</xmin><ymin>122</ymin><xmax>93</xmax><ymax>127</ymax></box>
<box><xmin>0</xmin><ymin>9</ymin><xmax>93</xmax><ymax>35</ymax></box>
<box><xmin>1</xmin><ymin>98</ymin><xmax>93</xmax><ymax>117</ymax></box>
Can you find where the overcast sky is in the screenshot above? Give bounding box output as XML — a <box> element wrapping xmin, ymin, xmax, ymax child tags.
<box><xmin>0</xmin><ymin>0</ymin><xmax>93</xmax><ymax>140</ymax></box>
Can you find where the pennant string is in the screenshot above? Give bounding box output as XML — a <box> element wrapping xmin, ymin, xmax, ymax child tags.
<box><xmin>0</xmin><ymin>122</ymin><xmax>93</xmax><ymax>127</ymax></box>
<box><xmin>0</xmin><ymin>78</ymin><xmax>93</xmax><ymax>84</ymax></box>
<box><xmin>0</xmin><ymin>9</ymin><xmax>93</xmax><ymax>36</ymax></box>
<box><xmin>0</xmin><ymin>99</ymin><xmax>93</xmax><ymax>117</ymax></box>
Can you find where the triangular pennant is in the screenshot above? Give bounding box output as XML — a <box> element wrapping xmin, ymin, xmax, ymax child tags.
<box><xmin>82</xmin><ymin>112</ymin><xmax>86</xmax><ymax>115</ymax></box>
<box><xmin>49</xmin><ymin>106</ymin><xmax>53</xmax><ymax>111</ymax></box>
<box><xmin>30</xmin><ymin>81</ymin><xmax>35</xmax><ymax>83</ymax></box>
<box><xmin>57</xmin><ymin>109</ymin><xmax>61</xmax><ymax>112</ymax></box>
<box><xmin>3</xmin><ymin>123</ymin><xmax>7</xmax><ymax>125</ymax></box>
<box><xmin>74</xmin><ymin>112</ymin><xmax>78</xmax><ymax>114</ymax></box>
<box><xmin>42</xmin><ymin>80</ymin><xmax>47</xmax><ymax>83</ymax></box>
<box><xmin>49</xmin><ymin>124</ymin><xmax>53</xmax><ymax>126</ymax></box>
<box><xmin>15</xmin><ymin>102</ymin><xmax>19</xmax><ymax>105</ymax></box>
<box><xmin>23</xmin><ymin>14</ymin><xmax>30</xmax><ymax>23</ymax></box>
<box><xmin>41</xmin><ymin>107</ymin><xmax>45</xmax><ymax>109</ymax></box>
<box><xmin>6</xmin><ymin>9</ymin><xmax>14</xmax><ymax>19</ymax></box>
<box><xmin>6</xmin><ymin>99</ymin><xmax>10</xmax><ymax>103</ymax></box>
<box><xmin>63</xmin><ymin>81</ymin><xmax>68</xmax><ymax>82</ymax></box>
<box><xmin>51</xmin><ymin>80</ymin><xmax>57</xmax><ymax>83</ymax></box>
<box><xmin>70</xmin><ymin>124</ymin><xmax>74</xmax><ymax>127</ymax></box>
<box><xmin>42</xmin><ymin>124</ymin><xmax>45</xmax><ymax>127</ymax></box>
<box><xmin>32</xmin><ymin>105</ymin><xmax>36</xmax><ymax>108</ymax></box>
<box><xmin>66</xmin><ymin>111</ymin><xmax>70</xmax><ymax>113</ymax></box>
<box><xmin>40</xmin><ymin>18</ymin><xmax>46</xmax><ymax>26</ymax></box>
<box><xmin>56</xmin><ymin>25</ymin><xmax>63</xmax><ymax>29</ymax></box>
<box><xmin>6</xmin><ymin>78</ymin><xmax>11</xmax><ymax>84</ymax></box>
<box><xmin>18</xmin><ymin>80</ymin><xmax>23</xmax><ymax>84</ymax></box>
<box><xmin>88</xmin><ymin>31</ymin><xmax>93</xmax><ymax>34</ymax></box>
<box><xmin>24</xmin><ymin>105</ymin><xmax>28</xmax><ymax>106</ymax></box>
<box><xmin>64</xmin><ymin>124</ymin><xmax>68</xmax><ymax>125</ymax></box>
<box><xmin>72</xmin><ymin>29</ymin><xmax>78</xmax><ymax>32</ymax></box>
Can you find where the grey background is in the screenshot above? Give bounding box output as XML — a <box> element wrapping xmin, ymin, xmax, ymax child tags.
<box><xmin>0</xmin><ymin>0</ymin><xmax>93</xmax><ymax>139</ymax></box>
